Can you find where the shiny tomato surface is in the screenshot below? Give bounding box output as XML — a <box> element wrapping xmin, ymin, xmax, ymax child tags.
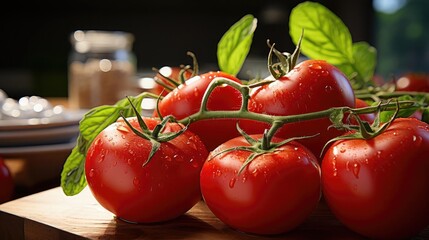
<box><xmin>154</xmin><ymin>71</ymin><xmax>243</xmax><ymax>151</ymax></box>
<box><xmin>85</xmin><ymin>117</ymin><xmax>208</xmax><ymax>223</ymax></box>
<box><xmin>200</xmin><ymin>134</ymin><xmax>321</xmax><ymax>235</ymax></box>
<box><xmin>240</xmin><ymin>59</ymin><xmax>355</xmax><ymax>160</ymax></box>
<box><xmin>395</xmin><ymin>73</ymin><xmax>429</xmax><ymax>92</ymax></box>
<box><xmin>322</xmin><ymin>118</ymin><xmax>429</xmax><ymax>239</ymax></box>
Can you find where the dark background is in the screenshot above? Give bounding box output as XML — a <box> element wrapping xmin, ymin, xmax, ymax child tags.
<box><xmin>0</xmin><ymin>0</ymin><xmax>385</xmax><ymax>99</ymax></box>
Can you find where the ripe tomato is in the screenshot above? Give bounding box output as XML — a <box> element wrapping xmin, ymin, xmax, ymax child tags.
<box><xmin>85</xmin><ymin>116</ymin><xmax>208</xmax><ymax>223</ymax></box>
<box><xmin>352</xmin><ymin>98</ymin><xmax>376</xmax><ymax>124</ymax></box>
<box><xmin>0</xmin><ymin>157</ymin><xmax>14</xmax><ymax>203</ymax></box>
<box><xmin>154</xmin><ymin>71</ymin><xmax>243</xmax><ymax>151</ymax></box>
<box><xmin>200</xmin><ymin>134</ymin><xmax>321</xmax><ymax>235</ymax></box>
<box><xmin>240</xmin><ymin>59</ymin><xmax>355</xmax><ymax>160</ymax></box>
<box><xmin>153</xmin><ymin>66</ymin><xmax>193</xmax><ymax>96</ymax></box>
<box><xmin>395</xmin><ymin>73</ymin><xmax>429</xmax><ymax>92</ymax></box>
<box><xmin>321</xmin><ymin>118</ymin><xmax>429</xmax><ymax>239</ymax></box>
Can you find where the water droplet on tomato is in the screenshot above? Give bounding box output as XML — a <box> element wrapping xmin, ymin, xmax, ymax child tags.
<box><xmin>215</xmin><ymin>169</ymin><xmax>222</xmax><ymax>177</ymax></box>
<box><xmin>325</xmin><ymin>85</ymin><xmax>333</xmax><ymax>92</ymax></box>
<box><xmin>321</xmin><ymin>70</ymin><xmax>329</xmax><ymax>76</ymax></box>
<box><xmin>352</xmin><ymin>162</ymin><xmax>360</xmax><ymax>179</ymax></box>
<box><xmin>98</xmin><ymin>152</ymin><xmax>105</xmax><ymax>163</ymax></box>
<box><xmin>340</xmin><ymin>148</ymin><xmax>346</xmax><ymax>153</ymax></box>
<box><xmin>116</xmin><ymin>125</ymin><xmax>129</xmax><ymax>133</ymax></box>
<box><xmin>309</xmin><ymin>63</ymin><xmax>322</xmax><ymax>70</ymax></box>
<box><xmin>89</xmin><ymin>168</ymin><xmax>95</xmax><ymax>177</ymax></box>
<box><xmin>164</xmin><ymin>155</ymin><xmax>172</xmax><ymax>162</ymax></box>
<box><xmin>251</xmin><ymin>168</ymin><xmax>258</xmax><ymax>177</ymax></box>
<box><xmin>127</xmin><ymin>159</ymin><xmax>132</xmax><ymax>165</ymax></box>
<box><xmin>229</xmin><ymin>177</ymin><xmax>236</xmax><ymax>188</ymax></box>
<box><xmin>133</xmin><ymin>177</ymin><xmax>140</xmax><ymax>187</ymax></box>
<box><xmin>190</xmin><ymin>158</ymin><xmax>199</xmax><ymax>168</ymax></box>
<box><xmin>193</xmin><ymin>87</ymin><xmax>199</xmax><ymax>97</ymax></box>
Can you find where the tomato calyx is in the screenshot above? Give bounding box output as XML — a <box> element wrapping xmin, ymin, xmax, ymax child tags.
<box><xmin>120</xmin><ymin>97</ymin><xmax>189</xmax><ymax>166</ymax></box>
<box><xmin>321</xmin><ymin>99</ymin><xmax>401</xmax><ymax>156</ymax></box>
<box><xmin>267</xmin><ymin>29</ymin><xmax>303</xmax><ymax>79</ymax></box>
<box><xmin>152</xmin><ymin>51</ymin><xmax>199</xmax><ymax>93</ymax></box>
<box><xmin>210</xmin><ymin>123</ymin><xmax>316</xmax><ymax>175</ymax></box>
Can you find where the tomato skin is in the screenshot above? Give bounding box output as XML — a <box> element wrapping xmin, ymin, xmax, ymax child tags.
<box><xmin>322</xmin><ymin>118</ymin><xmax>429</xmax><ymax>239</ymax></box>
<box><xmin>154</xmin><ymin>71</ymin><xmax>243</xmax><ymax>151</ymax></box>
<box><xmin>0</xmin><ymin>157</ymin><xmax>14</xmax><ymax>203</ymax></box>
<box><xmin>395</xmin><ymin>73</ymin><xmax>429</xmax><ymax>92</ymax></box>
<box><xmin>353</xmin><ymin>98</ymin><xmax>376</xmax><ymax>124</ymax></box>
<box><xmin>240</xmin><ymin>60</ymin><xmax>355</xmax><ymax>160</ymax></box>
<box><xmin>153</xmin><ymin>66</ymin><xmax>193</xmax><ymax>96</ymax></box>
<box><xmin>200</xmin><ymin>135</ymin><xmax>321</xmax><ymax>235</ymax></box>
<box><xmin>85</xmin><ymin>117</ymin><xmax>208</xmax><ymax>223</ymax></box>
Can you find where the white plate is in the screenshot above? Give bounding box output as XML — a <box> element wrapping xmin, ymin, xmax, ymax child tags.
<box><xmin>0</xmin><ymin>124</ymin><xmax>79</xmax><ymax>147</ymax></box>
<box><xmin>0</xmin><ymin>109</ymin><xmax>86</xmax><ymax>131</ymax></box>
<box><xmin>0</xmin><ymin>110</ymin><xmax>85</xmax><ymax>147</ymax></box>
<box><xmin>0</xmin><ymin>140</ymin><xmax>76</xmax><ymax>158</ymax></box>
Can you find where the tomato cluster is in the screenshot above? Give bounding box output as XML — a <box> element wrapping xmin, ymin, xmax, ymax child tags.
<box><xmin>84</xmin><ymin>59</ymin><xmax>429</xmax><ymax>238</ymax></box>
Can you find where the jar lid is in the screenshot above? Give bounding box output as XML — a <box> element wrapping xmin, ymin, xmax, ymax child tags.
<box><xmin>71</xmin><ymin>30</ymin><xmax>135</xmax><ymax>53</ymax></box>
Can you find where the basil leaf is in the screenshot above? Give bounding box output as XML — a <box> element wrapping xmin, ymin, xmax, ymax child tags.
<box><xmin>60</xmin><ymin>95</ymin><xmax>144</xmax><ymax>196</ymax></box>
<box><xmin>60</xmin><ymin>144</ymin><xmax>87</xmax><ymax>196</ymax></box>
<box><xmin>217</xmin><ymin>14</ymin><xmax>257</xmax><ymax>76</ymax></box>
<box><xmin>289</xmin><ymin>1</ymin><xmax>377</xmax><ymax>89</ymax></box>
<box><xmin>289</xmin><ymin>1</ymin><xmax>353</xmax><ymax>65</ymax></box>
<box><xmin>338</xmin><ymin>42</ymin><xmax>377</xmax><ymax>89</ymax></box>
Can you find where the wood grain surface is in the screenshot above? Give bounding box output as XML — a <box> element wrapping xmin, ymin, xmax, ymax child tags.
<box><xmin>0</xmin><ymin>186</ymin><xmax>428</xmax><ymax>240</ymax></box>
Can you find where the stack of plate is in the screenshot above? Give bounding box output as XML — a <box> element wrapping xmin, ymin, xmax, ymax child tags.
<box><xmin>0</xmin><ymin>109</ymin><xmax>87</xmax><ymax>188</ymax></box>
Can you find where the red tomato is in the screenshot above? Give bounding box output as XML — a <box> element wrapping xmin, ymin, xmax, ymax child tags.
<box><xmin>395</xmin><ymin>73</ymin><xmax>429</xmax><ymax>92</ymax></box>
<box><xmin>240</xmin><ymin>59</ymin><xmax>355</xmax><ymax>160</ymax></box>
<box><xmin>153</xmin><ymin>66</ymin><xmax>193</xmax><ymax>96</ymax></box>
<box><xmin>200</xmin><ymin>134</ymin><xmax>321</xmax><ymax>235</ymax></box>
<box><xmin>352</xmin><ymin>98</ymin><xmax>376</xmax><ymax>124</ymax></box>
<box><xmin>154</xmin><ymin>71</ymin><xmax>243</xmax><ymax>151</ymax></box>
<box><xmin>0</xmin><ymin>157</ymin><xmax>14</xmax><ymax>203</ymax></box>
<box><xmin>85</xmin><ymin>116</ymin><xmax>208</xmax><ymax>223</ymax></box>
<box><xmin>321</xmin><ymin>118</ymin><xmax>429</xmax><ymax>239</ymax></box>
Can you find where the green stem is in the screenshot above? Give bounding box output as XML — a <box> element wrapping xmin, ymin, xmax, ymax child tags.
<box><xmin>177</xmin><ymin>77</ymin><xmax>423</xmax><ymax>142</ymax></box>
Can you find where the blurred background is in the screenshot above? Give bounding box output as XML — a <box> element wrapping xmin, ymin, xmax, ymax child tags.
<box><xmin>0</xmin><ymin>0</ymin><xmax>428</xmax><ymax>99</ymax></box>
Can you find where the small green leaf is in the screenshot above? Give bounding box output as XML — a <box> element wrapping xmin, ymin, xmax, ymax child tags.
<box><xmin>289</xmin><ymin>1</ymin><xmax>353</xmax><ymax>65</ymax></box>
<box><xmin>60</xmin><ymin>95</ymin><xmax>144</xmax><ymax>196</ymax></box>
<box><xmin>379</xmin><ymin>96</ymin><xmax>419</xmax><ymax>122</ymax></box>
<box><xmin>289</xmin><ymin>1</ymin><xmax>377</xmax><ymax>89</ymax></box>
<box><xmin>338</xmin><ymin>42</ymin><xmax>377</xmax><ymax>89</ymax></box>
<box><xmin>217</xmin><ymin>14</ymin><xmax>257</xmax><ymax>76</ymax></box>
<box><xmin>60</xmin><ymin>143</ymin><xmax>87</xmax><ymax>196</ymax></box>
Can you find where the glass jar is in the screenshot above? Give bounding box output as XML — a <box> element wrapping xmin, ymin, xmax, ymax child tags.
<box><xmin>68</xmin><ymin>30</ymin><xmax>137</xmax><ymax>109</ymax></box>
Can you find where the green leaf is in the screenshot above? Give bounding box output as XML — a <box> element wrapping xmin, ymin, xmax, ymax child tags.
<box><xmin>379</xmin><ymin>96</ymin><xmax>419</xmax><ymax>122</ymax></box>
<box><xmin>61</xmin><ymin>143</ymin><xmax>87</xmax><ymax>196</ymax></box>
<box><xmin>60</xmin><ymin>95</ymin><xmax>144</xmax><ymax>196</ymax></box>
<box><xmin>289</xmin><ymin>1</ymin><xmax>353</xmax><ymax>65</ymax></box>
<box><xmin>217</xmin><ymin>14</ymin><xmax>257</xmax><ymax>76</ymax></box>
<box><xmin>289</xmin><ymin>1</ymin><xmax>377</xmax><ymax>89</ymax></box>
<box><xmin>338</xmin><ymin>42</ymin><xmax>377</xmax><ymax>89</ymax></box>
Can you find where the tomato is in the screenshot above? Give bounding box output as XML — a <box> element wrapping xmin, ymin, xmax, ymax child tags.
<box><xmin>353</xmin><ymin>98</ymin><xmax>376</xmax><ymax>124</ymax></box>
<box><xmin>240</xmin><ymin>59</ymin><xmax>355</xmax><ymax>160</ymax></box>
<box><xmin>395</xmin><ymin>72</ymin><xmax>429</xmax><ymax>92</ymax></box>
<box><xmin>85</xmin><ymin>116</ymin><xmax>208</xmax><ymax>223</ymax></box>
<box><xmin>154</xmin><ymin>71</ymin><xmax>243</xmax><ymax>151</ymax></box>
<box><xmin>321</xmin><ymin>118</ymin><xmax>429</xmax><ymax>239</ymax></box>
<box><xmin>153</xmin><ymin>66</ymin><xmax>193</xmax><ymax>96</ymax></box>
<box><xmin>200</xmin><ymin>134</ymin><xmax>321</xmax><ymax>235</ymax></box>
<box><xmin>0</xmin><ymin>157</ymin><xmax>14</xmax><ymax>203</ymax></box>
